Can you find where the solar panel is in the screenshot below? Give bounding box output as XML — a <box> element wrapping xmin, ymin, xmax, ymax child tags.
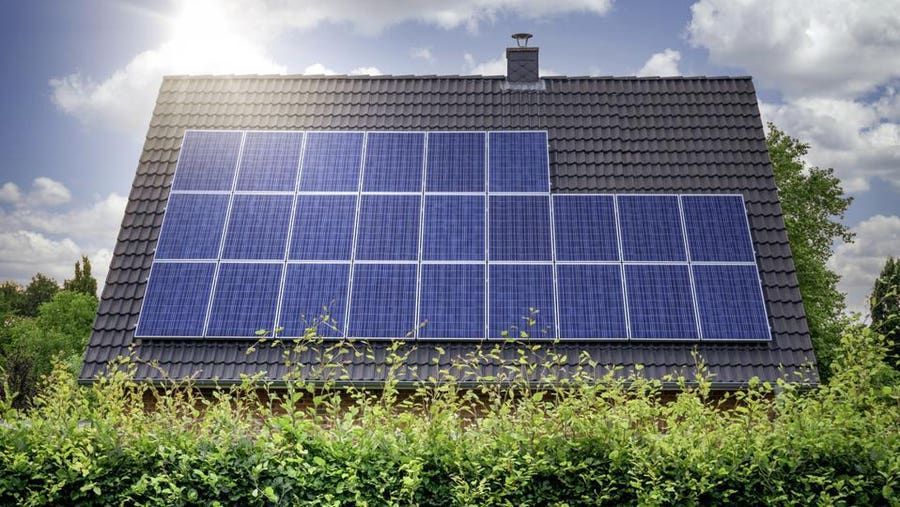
<box><xmin>222</xmin><ymin>195</ymin><xmax>293</xmax><ymax>260</ymax></box>
<box><xmin>155</xmin><ymin>194</ymin><xmax>229</xmax><ymax>260</ymax></box>
<box><xmin>426</xmin><ymin>132</ymin><xmax>485</xmax><ymax>192</ymax></box>
<box><xmin>618</xmin><ymin>195</ymin><xmax>686</xmax><ymax>261</ymax></box>
<box><xmin>423</xmin><ymin>195</ymin><xmax>484</xmax><ymax>261</ymax></box>
<box><xmin>489</xmin><ymin>264</ymin><xmax>555</xmax><ymax>339</ymax></box>
<box><xmin>557</xmin><ymin>264</ymin><xmax>627</xmax><ymax>339</ymax></box>
<box><xmin>553</xmin><ymin>195</ymin><xmax>619</xmax><ymax>261</ymax></box>
<box><xmin>348</xmin><ymin>264</ymin><xmax>417</xmax><ymax>338</ymax></box>
<box><xmin>235</xmin><ymin>131</ymin><xmax>303</xmax><ymax>191</ymax></box>
<box><xmin>207</xmin><ymin>263</ymin><xmax>283</xmax><ymax>337</ymax></box>
<box><xmin>299</xmin><ymin>132</ymin><xmax>364</xmax><ymax>191</ymax></box>
<box><xmin>681</xmin><ymin>195</ymin><xmax>755</xmax><ymax>262</ymax></box>
<box><xmin>489</xmin><ymin>195</ymin><xmax>552</xmax><ymax>261</ymax></box>
<box><xmin>279</xmin><ymin>263</ymin><xmax>349</xmax><ymax>337</ymax></box>
<box><xmin>355</xmin><ymin>194</ymin><xmax>420</xmax><ymax>261</ymax></box>
<box><xmin>693</xmin><ymin>265</ymin><xmax>770</xmax><ymax>340</ymax></box>
<box><xmin>625</xmin><ymin>264</ymin><xmax>698</xmax><ymax>340</ymax></box>
<box><xmin>289</xmin><ymin>195</ymin><xmax>356</xmax><ymax>260</ymax></box>
<box><xmin>418</xmin><ymin>264</ymin><xmax>485</xmax><ymax>338</ymax></box>
<box><xmin>363</xmin><ymin>132</ymin><xmax>424</xmax><ymax>192</ymax></box>
<box><xmin>489</xmin><ymin>132</ymin><xmax>549</xmax><ymax>192</ymax></box>
<box><xmin>171</xmin><ymin>131</ymin><xmax>243</xmax><ymax>191</ymax></box>
<box><xmin>135</xmin><ymin>262</ymin><xmax>215</xmax><ymax>337</ymax></box>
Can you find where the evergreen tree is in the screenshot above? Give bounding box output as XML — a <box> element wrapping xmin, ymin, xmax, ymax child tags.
<box><xmin>870</xmin><ymin>257</ymin><xmax>899</xmax><ymax>368</ymax></box>
<box><xmin>21</xmin><ymin>274</ymin><xmax>59</xmax><ymax>317</ymax></box>
<box><xmin>64</xmin><ymin>255</ymin><xmax>98</xmax><ymax>297</ymax></box>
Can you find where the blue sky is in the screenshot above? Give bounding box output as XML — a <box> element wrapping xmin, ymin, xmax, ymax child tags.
<box><xmin>0</xmin><ymin>0</ymin><xmax>897</xmax><ymax>313</ymax></box>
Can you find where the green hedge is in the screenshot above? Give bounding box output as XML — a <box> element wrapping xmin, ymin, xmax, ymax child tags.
<box><xmin>0</xmin><ymin>328</ymin><xmax>897</xmax><ymax>506</ymax></box>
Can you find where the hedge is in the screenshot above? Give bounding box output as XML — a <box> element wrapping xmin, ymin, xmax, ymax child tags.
<box><xmin>0</xmin><ymin>328</ymin><xmax>897</xmax><ymax>506</ymax></box>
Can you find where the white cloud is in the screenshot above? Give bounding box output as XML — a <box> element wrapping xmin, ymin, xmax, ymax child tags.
<box><xmin>30</xmin><ymin>177</ymin><xmax>72</xmax><ymax>206</ymax></box>
<box><xmin>0</xmin><ymin>183</ymin><xmax>21</xmax><ymax>205</ymax></box>
<box><xmin>349</xmin><ymin>66</ymin><xmax>383</xmax><ymax>76</ymax></box>
<box><xmin>303</xmin><ymin>63</ymin><xmax>337</xmax><ymax>75</ymax></box>
<box><xmin>636</xmin><ymin>49</ymin><xmax>682</xmax><ymax>77</ymax></box>
<box><xmin>410</xmin><ymin>47</ymin><xmax>435</xmax><ymax>63</ymax></box>
<box><xmin>687</xmin><ymin>0</ymin><xmax>900</xmax><ymax>98</ymax></box>
<box><xmin>829</xmin><ymin>215</ymin><xmax>900</xmax><ymax>315</ymax></box>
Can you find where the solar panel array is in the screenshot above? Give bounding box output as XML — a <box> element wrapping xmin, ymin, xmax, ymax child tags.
<box><xmin>136</xmin><ymin>130</ymin><xmax>771</xmax><ymax>341</ymax></box>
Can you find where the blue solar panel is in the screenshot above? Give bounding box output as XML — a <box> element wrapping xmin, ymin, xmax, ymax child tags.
<box><xmin>418</xmin><ymin>264</ymin><xmax>485</xmax><ymax>338</ymax></box>
<box><xmin>489</xmin><ymin>264</ymin><xmax>555</xmax><ymax>339</ymax></box>
<box><xmin>489</xmin><ymin>196</ymin><xmax>552</xmax><ymax>261</ymax></box>
<box><xmin>423</xmin><ymin>195</ymin><xmax>484</xmax><ymax>261</ymax></box>
<box><xmin>355</xmin><ymin>195</ymin><xmax>420</xmax><ymax>261</ymax></box>
<box><xmin>682</xmin><ymin>195</ymin><xmax>755</xmax><ymax>262</ymax></box>
<box><xmin>348</xmin><ymin>264</ymin><xmax>417</xmax><ymax>337</ymax></box>
<box><xmin>693</xmin><ymin>265</ymin><xmax>769</xmax><ymax>340</ymax></box>
<box><xmin>618</xmin><ymin>195</ymin><xmax>687</xmax><ymax>261</ymax></box>
<box><xmin>557</xmin><ymin>265</ymin><xmax>627</xmax><ymax>339</ymax></box>
<box><xmin>172</xmin><ymin>131</ymin><xmax>243</xmax><ymax>191</ymax></box>
<box><xmin>155</xmin><ymin>194</ymin><xmax>229</xmax><ymax>259</ymax></box>
<box><xmin>363</xmin><ymin>132</ymin><xmax>424</xmax><ymax>192</ymax></box>
<box><xmin>426</xmin><ymin>132</ymin><xmax>485</xmax><ymax>192</ymax></box>
<box><xmin>299</xmin><ymin>132</ymin><xmax>364</xmax><ymax>191</ymax></box>
<box><xmin>136</xmin><ymin>262</ymin><xmax>215</xmax><ymax>337</ymax></box>
<box><xmin>488</xmin><ymin>132</ymin><xmax>549</xmax><ymax>192</ymax></box>
<box><xmin>625</xmin><ymin>264</ymin><xmax>698</xmax><ymax>340</ymax></box>
<box><xmin>235</xmin><ymin>132</ymin><xmax>303</xmax><ymax>191</ymax></box>
<box><xmin>222</xmin><ymin>195</ymin><xmax>293</xmax><ymax>260</ymax></box>
<box><xmin>553</xmin><ymin>195</ymin><xmax>619</xmax><ymax>261</ymax></box>
<box><xmin>279</xmin><ymin>263</ymin><xmax>349</xmax><ymax>338</ymax></box>
<box><xmin>207</xmin><ymin>263</ymin><xmax>282</xmax><ymax>337</ymax></box>
<box><xmin>289</xmin><ymin>195</ymin><xmax>356</xmax><ymax>260</ymax></box>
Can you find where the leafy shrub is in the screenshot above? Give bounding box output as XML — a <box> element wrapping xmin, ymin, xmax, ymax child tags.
<box><xmin>0</xmin><ymin>327</ymin><xmax>897</xmax><ymax>506</ymax></box>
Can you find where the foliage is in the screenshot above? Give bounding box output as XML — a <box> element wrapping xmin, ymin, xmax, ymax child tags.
<box><xmin>0</xmin><ymin>325</ymin><xmax>897</xmax><ymax>506</ymax></box>
<box><xmin>872</xmin><ymin>256</ymin><xmax>900</xmax><ymax>368</ymax></box>
<box><xmin>0</xmin><ymin>291</ymin><xmax>97</xmax><ymax>407</ymax></box>
<box><xmin>19</xmin><ymin>274</ymin><xmax>60</xmax><ymax>318</ymax></box>
<box><xmin>63</xmin><ymin>256</ymin><xmax>98</xmax><ymax>298</ymax></box>
<box><xmin>766</xmin><ymin>123</ymin><xmax>854</xmax><ymax>382</ymax></box>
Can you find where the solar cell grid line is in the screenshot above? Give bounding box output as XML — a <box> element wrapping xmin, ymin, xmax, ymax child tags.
<box><xmin>556</xmin><ymin>264</ymin><xmax>627</xmax><ymax>339</ymax></box>
<box><xmin>552</xmin><ymin>195</ymin><xmax>619</xmax><ymax>261</ymax></box>
<box><xmin>681</xmin><ymin>194</ymin><xmax>756</xmax><ymax>262</ymax></box>
<box><xmin>488</xmin><ymin>264</ymin><xmax>556</xmax><ymax>339</ymax></box>
<box><xmin>342</xmin><ymin>133</ymin><xmax>369</xmax><ymax>338</ymax></box>
<box><xmin>299</xmin><ymin>131</ymin><xmax>365</xmax><ymax>191</ymax></box>
<box><xmin>422</xmin><ymin>195</ymin><xmax>485</xmax><ymax>261</ymax></box>
<box><xmin>483</xmin><ymin>131</ymin><xmax>490</xmax><ymax>338</ymax></box>
<box><xmin>413</xmin><ymin>133</ymin><xmax>427</xmax><ymax>338</ymax></box>
<box><xmin>693</xmin><ymin>265</ymin><xmax>771</xmax><ymax>341</ymax></box>
<box><xmin>426</xmin><ymin>132</ymin><xmax>485</xmax><ymax>192</ymax></box>
<box><xmin>617</xmin><ymin>194</ymin><xmax>687</xmax><ymax>261</ymax></box>
<box><xmin>206</xmin><ymin>262</ymin><xmax>283</xmax><ymax>337</ymax></box>
<box><xmin>488</xmin><ymin>131</ymin><xmax>550</xmax><ymax>192</ymax></box>
<box><xmin>134</xmin><ymin>262</ymin><xmax>216</xmax><ymax>337</ymax></box>
<box><xmin>612</xmin><ymin>195</ymin><xmax>632</xmax><ymax>338</ymax></box>
<box><xmin>355</xmin><ymin>194</ymin><xmax>421</xmax><ymax>261</ymax></box>
<box><xmin>677</xmin><ymin>195</ymin><xmax>705</xmax><ymax>340</ymax></box>
<box><xmin>154</xmin><ymin>193</ymin><xmax>229</xmax><ymax>260</ymax></box>
<box><xmin>347</xmin><ymin>263</ymin><xmax>418</xmax><ymax>338</ymax></box>
<box><xmin>547</xmin><ymin>181</ymin><xmax>561</xmax><ymax>341</ymax></box>
<box><xmin>289</xmin><ymin>194</ymin><xmax>357</xmax><ymax>260</ymax></box>
<box><xmin>363</xmin><ymin>132</ymin><xmax>425</xmax><ymax>192</ymax></box>
<box><xmin>235</xmin><ymin>131</ymin><xmax>304</xmax><ymax>191</ymax></box>
<box><xmin>418</xmin><ymin>264</ymin><xmax>485</xmax><ymax>339</ymax></box>
<box><xmin>624</xmin><ymin>264</ymin><xmax>699</xmax><ymax>340</ymax></box>
<box><xmin>222</xmin><ymin>194</ymin><xmax>293</xmax><ymax>260</ymax></box>
<box><xmin>489</xmin><ymin>195</ymin><xmax>553</xmax><ymax>261</ymax></box>
<box><xmin>278</xmin><ymin>263</ymin><xmax>350</xmax><ymax>338</ymax></box>
<box><xmin>171</xmin><ymin>130</ymin><xmax>243</xmax><ymax>191</ymax></box>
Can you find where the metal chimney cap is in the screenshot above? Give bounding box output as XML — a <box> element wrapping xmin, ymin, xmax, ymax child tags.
<box><xmin>511</xmin><ymin>33</ymin><xmax>533</xmax><ymax>47</ymax></box>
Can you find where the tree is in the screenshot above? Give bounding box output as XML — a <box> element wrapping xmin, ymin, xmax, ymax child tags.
<box><xmin>870</xmin><ymin>257</ymin><xmax>899</xmax><ymax>368</ymax></box>
<box><xmin>0</xmin><ymin>281</ymin><xmax>24</xmax><ymax>320</ymax></box>
<box><xmin>64</xmin><ymin>255</ymin><xmax>98</xmax><ymax>297</ymax></box>
<box><xmin>20</xmin><ymin>274</ymin><xmax>59</xmax><ymax>317</ymax></box>
<box><xmin>766</xmin><ymin>124</ymin><xmax>854</xmax><ymax>382</ymax></box>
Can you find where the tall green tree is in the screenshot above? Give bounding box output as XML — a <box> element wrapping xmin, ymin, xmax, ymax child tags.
<box><xmin>0</xmin><ymin>281</ymin><xmax>24</xmax><ymax>321</ymax></box>
<box><xmin>870</xmin><ymin>257</ymin><xmax>899</xmax><ymax>368</ymax></box>
<box><xmin>766</xmin><ymin>124</ymin><xmax>853</xmax><ymax>382</ymax></box>
<box><xmin>20</xmin><ymin>274</ymin><xmax>59</xmax><ymax>317</ymax></box>
<box><xmin>63</xmin><ymin>255</ymin><xmax>98</xmax><ymax>297</ymax></box>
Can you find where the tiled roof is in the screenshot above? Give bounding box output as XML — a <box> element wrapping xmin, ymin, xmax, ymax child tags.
<box><xmin>80</xmin><ymin>74</ymin><xmax>818</xmax><ymax>388</ymax></box>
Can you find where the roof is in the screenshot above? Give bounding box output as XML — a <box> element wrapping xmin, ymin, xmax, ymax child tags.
<box><xmin>80</xmin><ymin>73</ymin><xmax>818</xmax><ymax>388</ymax></box>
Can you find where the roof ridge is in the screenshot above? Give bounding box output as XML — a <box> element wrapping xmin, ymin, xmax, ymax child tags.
<box><xmin>161</xmin><ymin>73</ymin><xmax>754</xmax><ymax>81</ymax></box>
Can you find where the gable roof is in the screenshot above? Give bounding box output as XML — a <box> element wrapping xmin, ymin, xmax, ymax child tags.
<box><xmin>80</xmin><ymin>74</ymin><xmax>818</xmax><ymax>388</ymax></box>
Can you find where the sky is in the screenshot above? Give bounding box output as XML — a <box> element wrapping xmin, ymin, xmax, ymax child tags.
<box><xmin>0</xmin><ymin>0</ymin><xmax>897</xmax><ymax>315</ymax></box>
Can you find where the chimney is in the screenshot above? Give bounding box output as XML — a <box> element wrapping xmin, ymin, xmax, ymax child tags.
<box><xmin>506</xmin><ymin>33</ymin><xmax>539</xmax><ymax>83</ymax></box>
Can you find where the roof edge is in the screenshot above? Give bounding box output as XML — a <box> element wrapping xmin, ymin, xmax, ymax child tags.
<box><xmin>160</xmin><ymin>73</ymin><xmax>754</xmax><ymax>81</ymax></box>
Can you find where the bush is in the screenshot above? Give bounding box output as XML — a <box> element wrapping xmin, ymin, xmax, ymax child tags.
<box><xmin>0</xmin><ymin>327</ymin><xmax>897</xmax><ymax>506</ymax></box>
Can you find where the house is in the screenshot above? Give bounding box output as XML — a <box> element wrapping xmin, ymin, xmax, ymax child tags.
<box><xmin>80</xmin><ymin>37</ymin><xmax>818</xmax><ymax>390</ymax></box>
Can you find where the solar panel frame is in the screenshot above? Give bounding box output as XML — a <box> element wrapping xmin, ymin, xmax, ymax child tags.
<box><xmin>681</xmin><ymin>194</ymin><xmax>757</xmax><ymax>262</ymax></box>
<box><xmin>556</xmin><ymin>264</ymin><xmax>628</xmax><ymax>340</ymax></box>
<box><xmin>234</xmin><ymin>131</ymin><xmax>304</xmax><ymax>192</ymax></box>
<box><xmin>206</xmin><ymin>262</ymin><xmax>284</xmax><ymax>338</ymax></box>
<box><xmin>170</xmin><ymin>130</ymin><xmax>243</xmax><ymax>191</ymax></box>
<box><xmin>617</xmin><ymin>194</ymin><xmax>688</xmax><ymax>262</ymax></box>
<box><xmin>154</xmin><ymin>193</ymin><xmax>230</xmax><ymax>260</ymax></box>
<box><xmin>488</xmin><ymin>263</ymin><xmax>556</xmax><ymax>340</ymax></box>
<box><xmin>417</xmin><ymin>263</ymin><xmax>486</xmax><ymax>339</ymax></box>
<box><xmin>362</xmin><ymin>132</ymin><xmax>425</xmax><ymax>192</ymax></box>
<box><xmin>278</xmin><ymin>263</ymin><xmax>350</xmax><ymax>338</ymax></box>
<box><xmin>488</xmin><ymin>131</ymin><xmax>550</xmax><ymax>192</ymax></box>
<box><xmin>134</xmin><ymin>262</ymin><xmax>217</xmax><ymax>337</ymax></box>
<box><xmin>298</xmin><ymin>131</ymin><xmax>365</xmax><ymax>192</ymax></box>
<box><xmin>221</xmin><ymin>194</ymin><xmax>294</xmax><ymax>260</ymax></box>
<box><xmin>692</xmin><ymin>264</ymin><xmax>772</xmax><ymax>341</ymax></box>
<box><xmin>624</xmin><ymin>263</ymin><xmax>699</xmax><ymax>341</ymax></box>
